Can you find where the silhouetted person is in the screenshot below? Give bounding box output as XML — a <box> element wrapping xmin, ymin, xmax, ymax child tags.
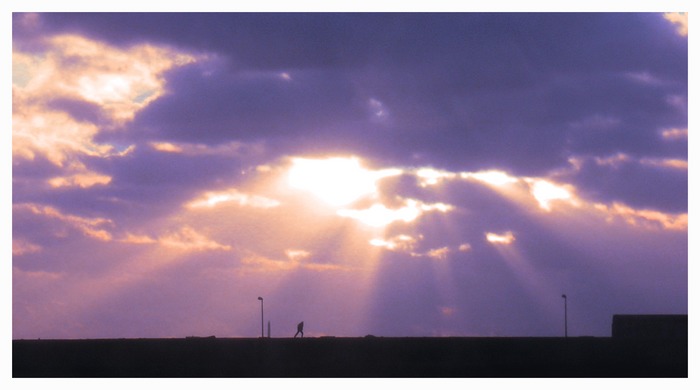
<box><xmin>294</xmin><ymin>321</ymin><xmax>304</xmax><ymax>338</ymax></box>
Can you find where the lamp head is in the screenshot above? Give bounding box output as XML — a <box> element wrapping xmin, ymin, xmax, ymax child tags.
<box><xmin>258</xmin><ymin>297</ymin><xmax>263</xmax><ymax>300</ymax></box>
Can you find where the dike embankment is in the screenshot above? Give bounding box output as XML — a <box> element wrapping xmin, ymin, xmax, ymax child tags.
<box><xmin>12</xmin><ymin>336</ymin><xmax>687</xmax><ymax>378</ymax></box>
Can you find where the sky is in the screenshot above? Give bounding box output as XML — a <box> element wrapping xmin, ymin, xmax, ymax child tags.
<box><xmin>8</xmin><ymin>9</ymin><xmax>689</xmax><ymax>341</ymax></box>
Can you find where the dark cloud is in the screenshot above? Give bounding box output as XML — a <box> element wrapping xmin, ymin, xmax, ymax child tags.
<box><xmin>71</xmin><ymin>12</ymin><xmax>684</xmax><ymax>179</ymax></box>
<box><xmin>46</xmin><ymin>98</ymin><xmax>108</xmax><ymax>125</ymax></box>
<box><xmin>566</xmin><ymin>157</ymin><xmax>687</xmax><ymax>213</ymax></box>
<box><xmin>90</xmin><ymin>147</ymin><xmax>247</xmax><ymax>220</ymax></box>
<box><xmin>130</xmin><ymin>64</ymin><xmax>366</xmax><ymax>144</ymax></box>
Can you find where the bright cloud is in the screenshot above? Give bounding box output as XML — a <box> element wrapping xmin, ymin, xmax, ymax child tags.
<box><xmin>48</xmin><ymin>172</ymin><xmax>112</xmax><ymax>188</ymax></box>
<box><xmin>640</xmin><ymin>158</ymin><xmax>688</xmax><ymax>170</ymax></box>
<box><xmin>486</xmin><ymin>231</ymin><xmax>516</xmax><ymax>245</ymax></box>
<box><xmin>36</xmin><ymin>34</ymin><xmax>194</xmax><ymax>121</ymax></box>
<box><xmin>13</xmin><ymin>33</ymin><xmax>196</xmax><ymax>172</ymax></box>
<box><xmin>370</xmin><ymin>234</ymin><xmax>419</xmax><ymax>251</ymax></box>
<box><xmin>661</xmin><ymin>128</ymin><xmax>687</xmax><ymax>140</ymax></box>
<box><xmin>119</xmin><ymin>228</ymin><xmax>232</xmax><ymax>252</ymax></box>
<box><xmin>12</xmin><ymin>104</ymin><xmax>111</xmax><ymax>167</ymax></box>
<box><xmin>186</xmin><ymin>188</ymin><xmax>280</xmax><ymax>209</ymax></box>
<box><xmin>594</xmin><ymin>203</ymin><xmax>687</xmax><ymax>231</ymax></box>
<box><xmin>370</xmin><ymin>234</ymin><xmax>465</xmax><ymax>261</ymax></box>
<box><xmin>664</xmin><ymin>12</ymin><xmax>688</xmax><ymax>37</ymax></box>
<box><xmin>526</xmin><ymin>179</ymin><xmax>576</xmax><ymax>211</ymax></box>
<box><xmin>158</xmin><ymin>226</ymin><xmax>232</xmax><ymax>252</ymax></box>
<box><xmin>338</xmin><ymin>199</ymin><xmax>453</xmax><ymax>227</ymax></box>
<box><xmin>15</xmin><ymin>203</ymin><xmax>114</xmax><ymax>241</ymax></box>
<box><xmin>416</xmin><ymin>167</ymin><xmax>457</xmax><ymax>187</ymax></box>
<box><xmin>425</xmin><ymin>246</ymin><xmax>450</xmax><ymax>260</ymax></box>
<box><xmin>12</xmin><ymin>239</ymin><xmax>42</xmax><ymax>256</ymax></box>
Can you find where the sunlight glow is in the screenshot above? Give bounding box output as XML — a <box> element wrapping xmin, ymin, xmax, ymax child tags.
<box><xmin>464</xmin><ymin>170</ymin><xmax>519</xmax><ymax>186</ymax></box>
<box><xmin>287</xmin><ymin>157</ymin><xmax>399</xmax><ymax>207</ymax></box>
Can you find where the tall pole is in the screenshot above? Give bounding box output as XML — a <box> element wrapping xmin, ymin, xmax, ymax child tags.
<box><xmin>562</xmin><ymin>294</ymin><xmax>568</xmax><ymax>338</ymax></box>
<box><xmin>257</xmin><ymin>297</ymin><xmax>264</xmax><ymax>338</ymax></box>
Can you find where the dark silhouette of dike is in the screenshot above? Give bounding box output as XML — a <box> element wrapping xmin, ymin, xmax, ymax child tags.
<box><xmin>13</xmin><ymin>315</ymin><xmax>687</xmax><ymax>378</ymax></box>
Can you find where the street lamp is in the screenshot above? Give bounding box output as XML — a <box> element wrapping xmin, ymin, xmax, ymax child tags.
<box><xmin>561</xmin><ymin>294</ymin><xmax>568</xmax><ymax>338</ymax></box>
<box><xmin>257</xmin><ymin>297</ymin><xmax>264</xmax><ymax>338</ymax></box>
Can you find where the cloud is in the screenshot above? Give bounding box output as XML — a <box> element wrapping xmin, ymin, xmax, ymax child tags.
<box><xmin>370</xmin><ymin>234</ymin><xmax>469</xmax><ymax>261</ymax></box>
<box><xmin>14</xmin><ymin>203</ymin><xmax>114</xmax><ymax>241</ymax></box>
<box><xmin>120</xmin><ymin>227</ymin><xmax>231</xmax><ymax>252</ymax></box>
<box><xmin>660</xmin><ymin>127</ymin><xmax>688</xmax><ymax>141</ymax></box>
<box><xmin>185</xmin><ymin>188</ymin><xmax>280</xmax><ymax>209</ymax></box>
<box><xmin>12</xmin><ymin>29</ymin><xmax>199</xmax><ymax>209</ymax></box>
<box><xmin>563</xmin><ymin>154</ymin><xmax>687</xmax><ymax>213</ymax></box>
<box><xmin>370</xmin><ymin>234</ymin><xmax>419</xmax><ymax>252</ymax></box>
<box><xmin>593</xmin><ymin>202</ymin><xmax>687</xmax><ymax>231</ymax></box>
<box><xmin>150</xmin><ymin>140</ymin><xmax>265</xmax><ymax>158</ymax></box>
<box><xmin>526</xmin><ymin>179</ymin><xmax>577</xmax><ymax>211</ymax></box>
<box><xmin>12</xmin><ymin>239</ymin><xmax>42</xmax><ymax>256</ymax></box>
<box><xmin>425</xmin><ymin>246</ymin><xmax>450</xmax><ymax>260</ymax></box>
<box><xmin>458</xmin><ymin>244</ymin><xmax>472</xmax><ymax>252</ymax></box>
<box><xmin>486</xmin><ymin>231</ymin><xmax>516</xmax><ymax>245</ymax></box>
<box><xmin>47</xmin><ymin>172</ymin><xmax>112</xmax><ymax>189</ymax></box>
<box><xmin>158</xmin><ymin>226</ymin><xmax>232</xmax><ymax>252</ymax></box>
<box><xmin>337</xmin><ymin>199</ymin><xmax>453</xmax><ymax>228</ymax></box>
<box><xmin>663</xmin><ymin>13</ymin><xmax>688</xmax><ymax>37</ymax></box>
<box><xmin>13</xmin><ymin>34</ymin><xmax>196</xmax><ymax>154</ymax></box>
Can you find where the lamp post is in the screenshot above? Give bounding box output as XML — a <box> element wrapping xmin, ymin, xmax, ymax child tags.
<box><xmin>257</xmin><ymin>297</ymin><xmax>264</xmax><ymax>338</ymax></box>
<box><xmin>561</xmin><ymin>294</ymin><xmax>568</xmax><ymax>338</ymax></box>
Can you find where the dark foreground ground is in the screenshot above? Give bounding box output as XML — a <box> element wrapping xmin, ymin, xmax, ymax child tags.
<box><xmin>13</xmin><ymin>336</ymin><xmax>687</xmax><ymax>378</ymax></box>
